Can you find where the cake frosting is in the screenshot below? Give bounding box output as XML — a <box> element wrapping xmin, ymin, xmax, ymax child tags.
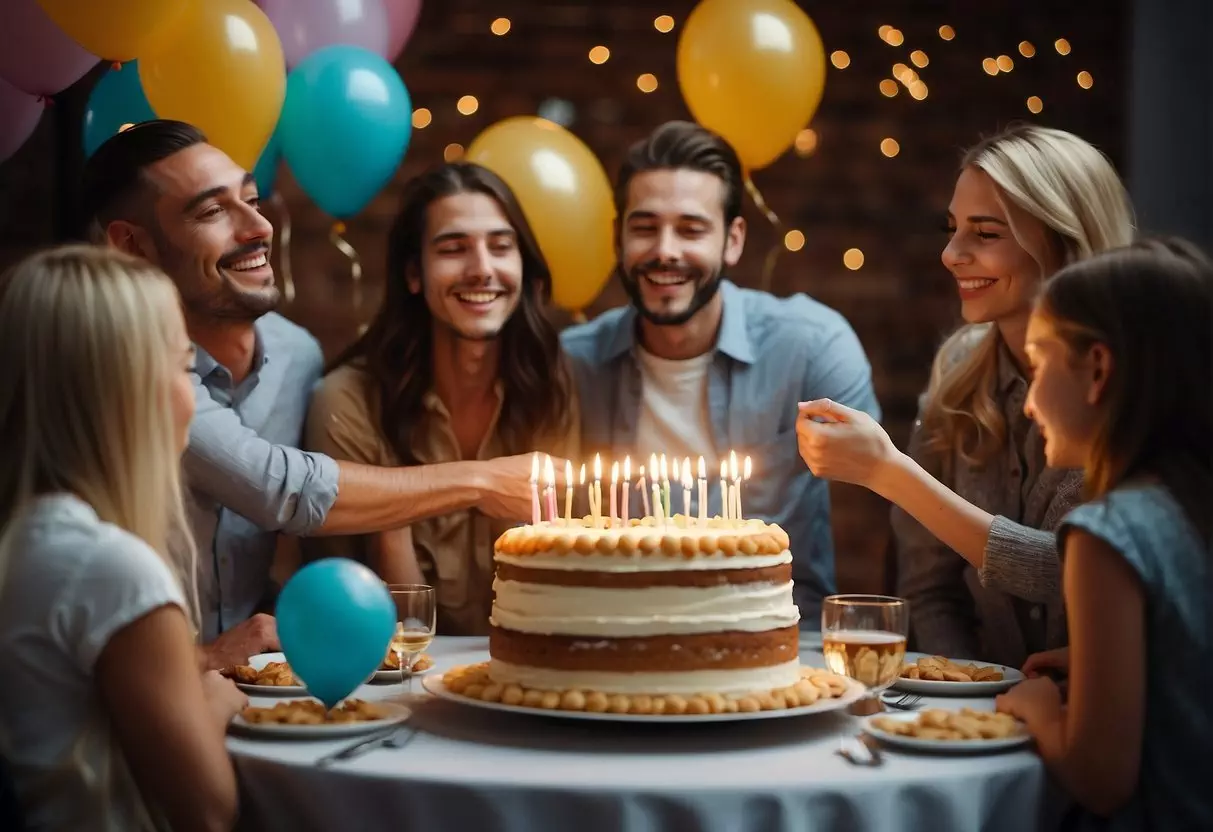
<box><xmin>486</xmin><ymin>514</ymin><xmax>802</xmax><ymax>697</ymax></box>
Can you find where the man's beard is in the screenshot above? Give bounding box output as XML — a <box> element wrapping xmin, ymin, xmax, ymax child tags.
<box><xmin>621</xmin><ymin>258</ymin><xmax>724</xmax><ymax>327</ymax></box>
<box><xmin>157</xmin><ymin>231</ymin><xmax>279</xmax><ymax>321</ymax></box>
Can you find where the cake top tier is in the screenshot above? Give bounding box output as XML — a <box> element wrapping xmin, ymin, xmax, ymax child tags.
<box><xmin>495</xmin><ymin>514</ymin><xmax>790</xmax><ymax>559</ymax></box>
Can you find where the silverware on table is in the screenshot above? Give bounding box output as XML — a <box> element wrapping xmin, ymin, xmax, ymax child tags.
<box><xmin>316</xmin><ymin>724</ymin><xmax>417</xmax><ymax>768</ymax></box>
<box><xmin>836</xmin><ymin>732</ymin><xmax>883</xmax><ymax>767</ymax></box>
<box><xmin>880</xmin><ymin>691</ymin><xmax>923</xmax><ymax>710</ymax></box>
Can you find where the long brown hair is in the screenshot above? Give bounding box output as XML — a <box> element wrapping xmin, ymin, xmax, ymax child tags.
<box><xmin>330</xmin><ymin>162</ymin><xmax>573</xmax><ymax>464</ymax></box>
<box><xmin>1036</xmin><ymin>237</ymin><xmax>1212</xmax><ymax>542</ymax></box>
<box><xmin>921</xmin><ymin>124</ymin><xmax>1135</xmax><ymax>468</ymax></box>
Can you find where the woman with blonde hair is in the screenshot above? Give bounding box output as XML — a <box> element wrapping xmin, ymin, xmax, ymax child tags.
<box><xmin>0</xmin><ymin>246</ymin><xmax>244</xmax><ymax>831</ymax></box>
<box><xmin>797</xmin><ymin>124</ymin><xmax>1135</xmax><ymax>669</ymax></box>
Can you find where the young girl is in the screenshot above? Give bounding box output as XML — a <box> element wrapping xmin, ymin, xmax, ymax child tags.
<box><xmin>0</xmin><ymin>246</ymin><xmax>245</xmax><ymax>831</ymax></box>
<box><xmin>797</xmin><ymin>125</ymin><xmax>1135</xmax><ymax>668</ymax></box>
<box><xmin>997</xmin><ymin>238</ymin><xmax>1212</xmax><ymax>827</ymax></box>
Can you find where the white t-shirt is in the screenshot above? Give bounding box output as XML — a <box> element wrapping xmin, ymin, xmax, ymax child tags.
<box><xmin>633</xmin><ymin>345</ymin><xmax>719</xmax><ymax>473</ymax></box>
<box><xmin>0</xmin><ymin>493</ymin><xmax>186</xmax><ymax>831</ymax></box>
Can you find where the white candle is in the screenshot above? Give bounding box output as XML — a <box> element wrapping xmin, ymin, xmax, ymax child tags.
<box><xmin>697</xmin><ymin>456</ymin><xmax>707</xmax><ymax>524</ymax></box>
<box><xmin>593</xmin><ymin>453</ymin><xmax>603</xmax><ymax>523</ymax></box>
<box><xmin>637</xmin><ymin>464</ymin><xmax>650</xmax><ymax>517</ymax></box>
<box><xmin>681</xmin><ymin>457</ymin><xmax>692</xmax><ymax>522</ymax></box>
<box><xmin>610</xmin><ymin>461</ymin><xmax>619</xmax><ymax>524</ymax></box>
<box><xmin>720</xmin><ymin>459</ymin><xmax>729</xmax><ymax>521</ymax></box>
<box><xmin>579</xmin><ymin>463</ymin><xmax>587</xmax><ymax>521</ymax></box>
<box><xmin>622</xmin><ymin>456</ymin><xmax>631</xmax><ymax>525</ymax></box>
<box><xmin>729</xmin><ymin>451</ymin><xmax>740</xmax><ymax>523</ymax></box>
<box><xmin>740</xmin><ymin>456</ymin><xmax>752</xmax><ymax>521</ymax></box>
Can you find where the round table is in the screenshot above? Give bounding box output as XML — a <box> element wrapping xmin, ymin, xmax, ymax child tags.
<box><xmin>228</xmin><ymin>636</ymin><xmax>1050</xmax><ymax>832</ymax></box>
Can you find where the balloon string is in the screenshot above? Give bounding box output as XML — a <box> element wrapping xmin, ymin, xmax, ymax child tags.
<box><xmin>330</xmin><ymin>220</ymin><xmax>363</xmax><ymax>310</ymax></box>
<box><xmin>744</xmin><ymin>176</ymin><xmax>784</xmax><ymax>294</ymax></box>
<box><xmin>269</xmin><ymin>193</ymin><xmax>295</xmax><ymax>304</ymax></box>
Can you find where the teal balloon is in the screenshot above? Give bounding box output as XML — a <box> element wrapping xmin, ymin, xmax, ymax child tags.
<box><xmin>276</xmin><ymin>559</ymin><xmax>395</xmax><ymax>708</ymax></box>
<box><xmin>279</xmin><ymin>45</ymin><xmax>412</xmax><ymax>218</ymax></box>
<box><xmin>82</xmin><ymin>61</ymin><xmax>156</xmax><ymax>158</ymax></box>
<box><xmin>252</xmin><ymin>124</ymin><xmax>282</xmax><ymax>197</ymax></box>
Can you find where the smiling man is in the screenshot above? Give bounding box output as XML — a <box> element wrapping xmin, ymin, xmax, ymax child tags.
<box><xmin>81</xmin><ymin>122</ymin><xmax>547</xmax><ymax>665</ymax></box>
<box><xmin>561</xmin><ymin>121</ymin><xmax>881</xmax><ymax>625</ymax></box>
<box><xmin>305</xmin><ymin>162</ymin><xmax>577</xmax><ymax>635</ymax></box>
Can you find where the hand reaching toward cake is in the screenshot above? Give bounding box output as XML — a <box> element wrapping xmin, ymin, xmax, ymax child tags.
<box><xmin>474</xmin><ymin>453</ymin><xmax>569</xmax><ymax>521</ymax></box>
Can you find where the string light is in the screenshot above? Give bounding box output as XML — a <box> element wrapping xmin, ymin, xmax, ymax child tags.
<box><xmin>784</xmin><ymin>230</ymin><xmax>805</xmax><ymax>251</ymax></box>
<box><xmin>910</xmin><ymin>50</ymin><xmax>929</xmax><ymax>68</ymax></box>
<box><xmin>880</xmin><ymin>138</ymin><xmax>900</xmax><ymax>158</ymax></box>
<box><xmin>588</xmin><ymin>45</ymin><xmax>610</xmax><ymax>64</ymax></box>
<box><xmin>879</xmin><ymin>79</ymin><xmax>899</xmax><ymax>97</ymax></box>
<box><xmin>938</xmin><ymin>25</ymin><xmax>955</xmax><ymax>41</ymax></box>
<box><xmin>636</xmin><ymin>73</ymin><xmax>658</xmax><ymax>93</ymax></box>
<box><xmin>982</xmin><ymin>57</ymin><xmax>999</xmax><ymax>76</ymax></box>
<box><xmin>490</xmin><ymin>17</ymin><xmax>510</xmax><ymax>36</ymax></box>
<box><xmin>456</xmin><ymin>95</ymin><xmax>479</xmax><ymax>115</ymax></box>
<box><xmin>1026</xmin><ymin>96</ymin><xmax>1043</xmax><ymax>114</ymax></box>
<box><xmin>411</xmin><ymin>108</ymin><xmax>432</xmax><ymax>128</ymax></box>
<box><xmin>1054</xmin><ymin>38</ymin><xmax>1071</xmax><ymax>55</ymax></box>
<box><xmin>830</xmin><ymin>50</ymin><xmax>851</xmax><ymax>69</ymax></box>
<box><xmin>444</xmin><ymin>143</ymin><xmax>465</xmax><ymax>162</ymax></box>
<box><xmin>892</xmin><ymin>62</ymin><xmax>913</xmax><ymax>83</ymax></box>
<box><xmin>878</xmin><ymin>25</ymin><xmax>893</xmax><ymax>39</ymax></box>
<box><xmin>996</xmin><ymin>55</ymin><xmax>1014</xmax><ymax>72</ymax></box>
<box><xmin>908</xmin><ymin>80</ymin><xmax>928</xmax><ymax>100</ymax></box>
<box><xmin>884</xmin><ymin>28</ymin><xmax>904</xmax><ymax>46</ymax></box>
<box><xmin>843</xmin><ymin>248</ymin><xmax>865</xmax><ymax>270</ymax></box>
<box><xmin>1019</xmin><ymin>41</ymin><xmax>1036</xmax><ymax>57</ymax></box>
<box><xmin>793</xmin><ymin>128</ymin><xmax>818</xmax><ymax>156</ymax></box>
<box><xmin>654</xmin><ymin>15</ymin><xmax>675</xmax><ymax>33</ymax></box>
<box><xmin>1077</xmin><ymin>70</ymin><xmax>1093</xmax><ymax>89</ymax></box>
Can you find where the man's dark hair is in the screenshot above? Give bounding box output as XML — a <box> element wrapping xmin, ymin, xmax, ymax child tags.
<box><xmin>81</xmin><ymin>120</ymin><xmax>207</xmax><ymax>238</ymax></box>
<box><xmin>613</xmin><ymin>120</ymin><xmax>744</xmax><ymax>225</ymax></box>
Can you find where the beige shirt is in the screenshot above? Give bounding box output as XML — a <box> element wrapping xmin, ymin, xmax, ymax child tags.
<box><xmin>304</xmin><ymin>364</ymin><xmax>578</xmax><ymax>635</ymax></box>
<box><xmin>633</xmin><ymin>346</ymin><xmax>719</xmax><ymax>472</ymax></box>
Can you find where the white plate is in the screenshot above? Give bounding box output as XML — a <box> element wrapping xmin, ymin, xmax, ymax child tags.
<box><xmin>421</xmin><ymin>672</ymin><xmax>866</xmax><ymax>723</ymax></box>
<box><xmin>862</xmin><ymin>710</ymin><xmax>1032</xmax><ymax>753</ymax></box>
<box><xmin>233</xmin><ymin>652</ymin><xmax>307</xmax><ymax>696</ymax></box>
<box><xmin>229</xmin><ymin>701</ymin><xmax>411</xmax><ymax>740</ymax></box>
<box><xmin>892</xmin><ymin>654</ymin><xmax>1025</xmax><ymax>696</ymax></box>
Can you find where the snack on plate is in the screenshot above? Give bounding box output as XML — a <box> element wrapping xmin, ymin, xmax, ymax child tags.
<box><xmin>222</xmin><ymin>661</ymin><xmax>299</xmax><ymax>687</ymax></box>
<box><xmin>240</xmin><ymin>698</ymin><xmax>386</xmax><ymax>725</ymax></box>
<box><xmin>900</xmin><ymin>655</ymin><xmax>1004</xmax><ymax>682</ymax></box>
<box><xmin>872</xmin><ymin>708</ymin><xmax>1023</xmax><ymax>741</ymax></box>
<box><xmin>441</xmin><ymin>661</ymin><xmax>851</xmax><ymax>716</ymax></box>
<box><xmin>382</xmin><ymin>651</ymin><xmax>434</xmax><ymax>672</ymax></box>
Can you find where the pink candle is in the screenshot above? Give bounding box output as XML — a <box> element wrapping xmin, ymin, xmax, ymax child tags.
<box><xmin>544</xmin><ymin>455</ymin><xmax>557</xmax><ymax>522</ymax></box>
<box><xmin>610</xmin><ymin>461</ymin><xmax>619</xmax><ymax>524</ymax></box>
<box><xmin>530</xmin><ymin>452</ymin><xmax>540</xmax><ymax>525</ymax></box>
<box><xmin>622</xmin><ymin>456</ymin><xmax>631</xmax><ymax>526</ymax></box>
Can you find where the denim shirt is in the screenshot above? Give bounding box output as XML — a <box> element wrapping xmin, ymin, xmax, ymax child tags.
<box><xmin>560</xmin><ymin>280</ymin><xmax>880</xmax><ymax>626</ymax></box>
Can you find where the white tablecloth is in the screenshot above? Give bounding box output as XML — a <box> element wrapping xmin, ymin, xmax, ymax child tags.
<box><xmin>228</xmin><ymin>637</ymin><xmax>1052</xmax><ymax>832</ymax></box>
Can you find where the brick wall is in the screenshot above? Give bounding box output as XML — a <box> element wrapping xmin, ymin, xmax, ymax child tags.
<box><xmin>0</xmin><ymin>0</ymin><xmax>1126</xmax><ymax>594</ymax></box>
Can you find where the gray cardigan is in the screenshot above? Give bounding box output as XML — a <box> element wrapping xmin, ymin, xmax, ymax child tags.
<box><xmin>894</xmin><ymin>336</ymin><xmax>1083</xmax><ymax>670</ymax></box>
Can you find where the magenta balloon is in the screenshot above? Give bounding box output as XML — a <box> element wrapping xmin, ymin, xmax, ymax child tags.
<box><xmin>0</xmin><ymin>0</ymin><xmax>99</xmax><ymax>96</ymax></box>
<box><xmin>0</xmin><ymin>76</ymin><xmax>44</xmax><ymax>162</ymax></box>
<box><xmin>384</xmin><ymin>0</ymin><xmax>422</xmax><ymax>61</ymax></box>
<box><xmin>258</xmin><ymin>0</ymin><xmax>390</xmax><ymax>68</ymax></box>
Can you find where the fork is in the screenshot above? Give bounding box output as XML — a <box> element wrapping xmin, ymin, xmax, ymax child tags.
<box><xmin>881</xmin><ymin>691</ymin><xmax>922</xmax><ymax>710</ymax></box>
<box><xmin>836</xmin><ymin>732</ymin><xmax>883</xmax><ymax>767</ymax></box>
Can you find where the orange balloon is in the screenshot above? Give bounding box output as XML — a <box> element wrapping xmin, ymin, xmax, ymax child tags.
<box><xmin>467</xmin><ymin>117</ymin><xmax>615</xmax><ymax>314</ymax></box>
<box><xmin>677</xmin><ymin>0</ymin><xmax>826</xmax><ymax>171</ymax></box>
<box><xmin>38</xmin><ymin>0</ymin><xmax>189</xmax><ymax>62</ymax></box>
<box><xmin>139</xmin><ymin>0</ymin><xmax>285</xmax><ymax>171</ymax></box>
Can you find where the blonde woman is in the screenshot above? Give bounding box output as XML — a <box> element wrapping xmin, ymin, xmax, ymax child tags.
<box><xmin>797</xmin><ymin>125</ymin><xmax>1135</xmax><ymax>669</ymax></box>
<box><xmin>0</xmin><ymin>246</ymin><xmax>244</xmax><ymax>831</ymax></box>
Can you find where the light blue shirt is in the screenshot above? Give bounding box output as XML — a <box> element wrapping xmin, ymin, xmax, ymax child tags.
<box><xmin>561</xmin><ymin>280</ymin><xmax>881</xmax><ymax>626</ymax></box>
<box><xmin>184</xmin><ymin>312</ymin><xmax>340</xmax><ymax>641</ymax></box>
<box><xmin>1059</xmin><ymin>482</ymin><xmax>1212</xmax><ymax>831</ymax></box>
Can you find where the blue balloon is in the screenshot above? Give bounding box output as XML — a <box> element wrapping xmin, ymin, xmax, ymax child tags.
<box><xmin>252</xmin><ymin>123</ymin><xmax>282</xmax><ymax>198</ymax></box>
<box><xmin>82</xmin><ymin>61</ymin><xmax>156</xmax><ymax>159</ymax></box>
<box><xmin>276</xmin><ymin>559</ymin><xmax>395</xmax><ymax>708</ymax></box>
<box><xmin>279</xmin><ymin>45</ymin><xmax>412</xmax><ymax>218</ymax></box>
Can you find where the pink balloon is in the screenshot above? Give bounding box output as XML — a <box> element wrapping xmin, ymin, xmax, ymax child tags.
<box><xmin>0</xmin><ymin>76</ymin><xmax>44</xmax><ymax>162</ymax></box>
<box><xmin>0</xmin><ymin>0</ymin><xmax>99</xmax><ymax>96</ymax></box>
<box><xmin>258</xmin><ymin>0</ymin><xmax>390</xmax><ymax>68</ymax></box>
<box><xmin>384</xmin><ymin>0</ymin><xmax>422</xmax><ymax>61</ymax></box>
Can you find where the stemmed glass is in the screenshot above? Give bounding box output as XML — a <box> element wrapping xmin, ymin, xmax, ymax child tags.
<box><xmin>821</xmin><ymin>594</ymin><xmax>909</xmax><ymax>709</ymax></box>
<box><xmin>387</xmin><ymin>584</ymin><xmax>436</xmax><ymax>695</ymax></box>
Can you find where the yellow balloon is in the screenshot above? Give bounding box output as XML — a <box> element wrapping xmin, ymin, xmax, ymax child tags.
<box><xmin>38</xmin><ymin>0</ymin><xmax>189</xmax><ymax>62</ymax></box>
<box><xmin>139</xmin><ymin>0</ymin><xmax>285</xmax><ymax>171</ymax></box>
<box><xmin>467</xmin><ymin>117</ymin><xmax>616</xmax><ymax>314</ymax></box>
<box><xmin>677</xmin><ymin>0</ymin><xmax>826</xmax><ymax>171</ymax></box>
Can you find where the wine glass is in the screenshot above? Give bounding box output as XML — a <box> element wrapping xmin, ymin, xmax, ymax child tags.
<box><xmin>821</xmin><ymin>594</ymin><xmax>909</xmax><ymax>706</ymax></box>
<box><xmin>388</xmin><ymin>584</ymin><xmax>436</xmax><ymax>694</ymax></box>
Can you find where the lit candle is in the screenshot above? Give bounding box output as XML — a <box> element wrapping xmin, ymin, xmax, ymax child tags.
<box><xmin>610</xmin><ymin>461</ymin><xmax>619</xmax><ymax>524</ymax></box>
<box><xmin>580</xmin><ymin>463</ymin><xmax>587</xmax><ymax>521</ymax></box>
<box><xmin>697</xmin><ymin>456</ymin><xmax>707</xmax><ymax>524</ymax></box>
<box><xmin>738</xmin><ymin>455</ymin><xmax>752</xmax><ymax>520</ymax></box>
<box><xmin>544</xmin><ymin>455</ymin><xmax>557</xmax><ymax>522</ymax></box>
<box><xmin>729</xmin><ymin>450</ymin><xmax>739</xmax><ymax>523</ymax></box>
<box><xmin>720</xmin><ymin>459</ymin><xmax>729</xmax><ymax>520</ymax></box>
<box><xmin>564</xmin><ymin>460</ymin><xmax>573</xmax><ymax>523</ymax></box>
<box><xmin>593</xmin><ymin>453</ymin><xmax>603</xmax><ymax>524</ymax></box>
<box><xmin>681</xmin><ymin>456</ymin><xmax>692</xmax><ymax>521</ymax></box>
<box><xmin>622</xmin><ymin>456</ymin><xmax>631</xmax><ymax>526</ymax></box>
<box><xmin>637</xmin><ymin>464</ymin><xmax>650</xmax><ymax>518</ymax></box>
<box><xmin>660</xmin><ymin>454</ymin><xmax>670</xmax><ymax>519</ymax></box>
<box><xmin>650</xmin><ymin>453</ymin><xmax>662</xmax><ymax>524</ymax></box>
<box><xmin>530</xmin><ymin>452</ymin><xmax>541</xmax><ymax>526</ymax></box>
